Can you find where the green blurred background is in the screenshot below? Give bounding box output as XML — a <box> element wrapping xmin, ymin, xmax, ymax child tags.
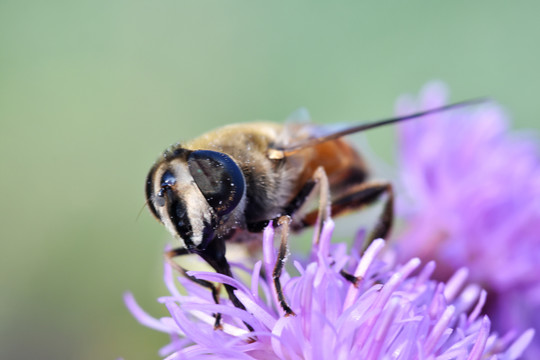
<box><xmin>1</xmin><ymin>1</ymin><xmax>539</xmax><ymax>359</ymax></box>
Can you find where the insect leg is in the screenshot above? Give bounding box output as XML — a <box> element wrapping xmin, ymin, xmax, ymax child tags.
<box><xmin>303</xmin><ymin>181</ymin><xmax>394</xmax><ymax>248</ymax></box>
<box><xmin>284</xmin><ymin>166</ymin><xmax>331</xmax><ymax>244</ymax></box>
<box><xmin>198</xmin><ymin>238</ymin><xmax>255</xmax><ymax>332</ymax></box>
<box><xmin>273</xmin><ymin>216</ymin><xmax>296</xmax><ymax>316</ymax></box>
<box><xmin>339</xmin><ymin>269</ymin><xmax>362</xmax><ymax>287</ymax></box>
<box><xmin>165</xmin><ymin>248</ymin><xmax>223</xmax><ymax>329</ymax></box>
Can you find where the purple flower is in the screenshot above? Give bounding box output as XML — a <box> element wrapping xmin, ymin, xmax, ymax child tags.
<box><xmin>395</xmin><ymin>82</ymin><xmax>540</xmax><ymax>358</ymax></box>
<box><xmin>125</xmin><ymin>220</ymin><xmax>532</xmax><ymax>359</ymax></box>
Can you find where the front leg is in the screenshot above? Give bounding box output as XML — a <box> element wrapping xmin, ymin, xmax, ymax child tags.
<box><xmin>198</xmin><ymin>237</ymin><xmax>255</xmax><ymax>332</ymax></box>
<box><xmin>165</xmin><ymin>247</ymin><xmax>223</xmax><ymax>329</ymax></box>
<box><xmin>272</xmin><ymin>216</ymin><xmax>296</xmax><ymax>316</ymax></box>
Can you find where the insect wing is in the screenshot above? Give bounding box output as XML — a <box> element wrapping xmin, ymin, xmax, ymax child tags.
<box><xmin>275</xmin><ymin>108</ymin><xmax>350</xmax><ymax>151</ymax></box>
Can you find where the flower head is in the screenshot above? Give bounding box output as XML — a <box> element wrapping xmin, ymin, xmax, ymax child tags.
<box><xmin>125</xmin><ymin>220</ymin><xmax>532</xmax><ymax>359</ymax></box>
<box><xmin>395</xmin><ymin>82</ymin><xmax>540</xmax><ymax>358</ymax></box>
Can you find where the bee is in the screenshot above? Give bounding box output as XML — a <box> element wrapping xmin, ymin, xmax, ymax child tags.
<box><xmin>145</xmin><ymin>99</ymin><xmax>484</xmax><ymax>323</ymax></box>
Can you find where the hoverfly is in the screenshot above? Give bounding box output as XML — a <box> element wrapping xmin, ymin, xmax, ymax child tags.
<box><xmin>145</xmin><ymin>99</ymin><xmax>484</xmax><ymax>325</ymax></box>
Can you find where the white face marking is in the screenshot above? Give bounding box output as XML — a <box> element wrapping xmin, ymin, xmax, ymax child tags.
<box><xmin>155</xmin><ymin>160</ymin><xmax>214</xmax><ymax>249</ymax></box>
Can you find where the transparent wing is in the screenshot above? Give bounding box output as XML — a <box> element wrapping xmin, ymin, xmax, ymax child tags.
<box><xmin>285</xmin><ymin>107</ymin><xmax>312</xmax><ymax>124</ymax></box>
<box><xmin>273</xmin><ymin>108</ymin><xmax>315</xmax><ymax>149</ymax></box>
<box><xmin>275</xmin><ymin>108</ymin><xmax>349</xmax><ymax>150</ymax></box>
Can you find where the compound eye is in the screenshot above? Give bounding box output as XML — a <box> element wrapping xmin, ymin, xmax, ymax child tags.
<box><xmin>187</xmin><ymin>150</ymin><xmax>245</xmax><ymax>216</ymax></box>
